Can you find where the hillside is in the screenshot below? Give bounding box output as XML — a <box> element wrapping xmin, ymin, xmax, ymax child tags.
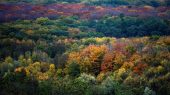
<box><xmin>0</xmin><ymin>1</ymin><xmax>170</xmax><ymax>95</ymax></box>
<box><xmin>0</xmin><ymin>0</ymin><xmax>170</xmax><ymax>6</ymax></box>
<box><xmin>0</xmin><ymin>3</ymin><xmax>170</xmax><ymax>22</ymax></box>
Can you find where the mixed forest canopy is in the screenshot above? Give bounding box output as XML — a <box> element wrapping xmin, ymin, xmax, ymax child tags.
<box><xmin>0</xmin><ymin>16</ymin><xmax>170</xmax><ymax>39</ymax></box>
<box><xmin>0</xmin><ymin>0</ymin><xmax>170</xmax><ymax>95</ymax></box>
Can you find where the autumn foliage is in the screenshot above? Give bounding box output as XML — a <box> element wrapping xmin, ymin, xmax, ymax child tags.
<box><xmin>1</xmin><ymin>3</ymin><xmax>170</xmax><ymax>22</ymax></box>
<box><xmin>67</xmin><ymin>45</ymin><xmax>108</xmax><ymax>75</ymax></box>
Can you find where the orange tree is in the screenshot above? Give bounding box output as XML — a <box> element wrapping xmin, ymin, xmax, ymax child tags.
<box><xmin>67</xmin><ymin>45</ymin><xmax>108</xmax><ymax>75</ymax></box>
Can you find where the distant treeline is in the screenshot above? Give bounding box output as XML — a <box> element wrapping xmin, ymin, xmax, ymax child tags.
<box><xmin>0</xmin><ymin>0</ymin><xmax>170</xmax><ymax>7</ymax></box>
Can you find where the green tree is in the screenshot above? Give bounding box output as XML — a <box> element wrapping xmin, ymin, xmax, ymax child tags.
<box><xmin>66</xmin><ymin>62</ymin><xmax>80</xmax><ymax>77</ymax></box>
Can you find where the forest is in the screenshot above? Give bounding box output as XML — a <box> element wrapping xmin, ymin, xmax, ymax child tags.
<box><xmin>0</xmin><ymin>0</ymin><xmax>170</xmax><ymax>95</ymax></box>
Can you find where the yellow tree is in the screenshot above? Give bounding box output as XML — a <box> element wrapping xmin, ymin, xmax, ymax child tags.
<box><xmin>67</xmin><ymin>45</ymin><xmax>108</xmax><ymax>75</ymax></box>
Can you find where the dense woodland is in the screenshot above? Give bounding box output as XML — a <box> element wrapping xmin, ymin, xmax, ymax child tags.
<box><xmin>0</xmin><ymin>0</ymin><xmax>170</xmax><ymax>95</ymax></box>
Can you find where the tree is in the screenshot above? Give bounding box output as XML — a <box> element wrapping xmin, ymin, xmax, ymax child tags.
<box><xmin>35</xmin><ymin>17</ymin><xmax>50</xmax><ymax>25</ymax></box>
<box><xmin>68</xmin><ymin>45</ymin><xmax>107</xmax><ymax>75</ymax></box>
<box><xmin>4</xmin><ymin>56</ymin><xmax>13</xmax><ymax>64</ymax></box>
<box><xmin>66</xmin><ymin>62</ymin><xmax>80</xmax><ymax>77</ymax></box>
<box><xmin>101</xmin><ymin>52</ymin><xmax>115</xmax><ymax>72</ymax></box>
